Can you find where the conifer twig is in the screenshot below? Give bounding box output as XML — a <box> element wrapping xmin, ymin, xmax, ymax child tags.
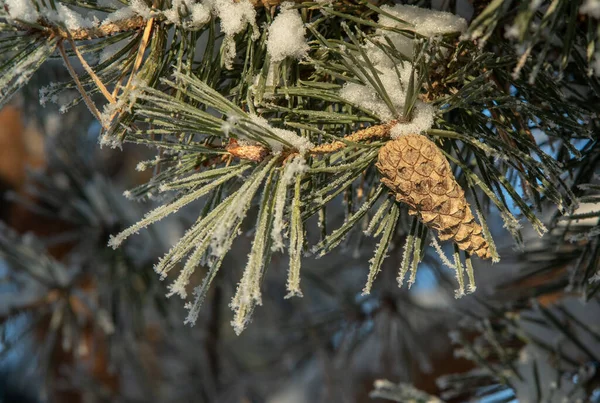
<box><xmin>226</xmin><ymin>121</ymin><xmax>396</xmax><ymax>162</ymax></box>
<box><xmin>309</xmin><ymin>121</ymin><xmax>396</xmax><ymax>154</ymax></box>
<box><xmin>43</xmin><ymin>16</ymin><xmax>147</xmax><ymax>40</ymax></box>
<box><xmin>65</xmin><ymin>16</ymin><xmax>147</xmax><ymax>40</ymax></box>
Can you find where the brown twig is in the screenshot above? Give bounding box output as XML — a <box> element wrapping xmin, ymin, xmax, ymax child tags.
<box><xmin>309</xmin><ymin>121</ymin><xmax>396</xmax><ymax>155</ymax></box>
<box><xmin>226</xmin><ymin>139</ymin><xmax>271</xmax><ymax>162</ymax></box>
<box><xmin>57</xmin><ymin>16</ymin><xmax>147</xmax><ymax>40</ymax></box>
<box><xmin>225</xmin><ymin>121</ymin><xmax>396</xmax><ymax>162</ymax></box>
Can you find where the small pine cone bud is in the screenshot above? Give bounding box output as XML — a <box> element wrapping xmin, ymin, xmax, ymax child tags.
<box><xmin>376</xmin><ymin>134</ymin><xmax>491</xmax><ymax>260</ymax></box>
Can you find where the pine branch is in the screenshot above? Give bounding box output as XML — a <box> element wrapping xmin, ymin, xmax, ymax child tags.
<box><xmin>2</xmin><ymin>0</ymin><xmax>596</xmax><ymax>337</ymax></box>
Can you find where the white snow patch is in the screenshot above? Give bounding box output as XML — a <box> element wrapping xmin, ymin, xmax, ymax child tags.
<box><xmin>189</xmin><ymin>3</ymin><xmax>211</xmax><ymax>26</ymax></box>
<box><xmin>581</xmin><ymin>0</ymin><xmax>600</xmax><ymax>18</ymax></box>
<box><xmin>4</xmin><ymin>0</ymin><xmax>39</xmax><ymax>22</ymax></box>
<box><xmin>203</xmin><ymin>0</ymin><xmax>258</xmax><ymax>68</ymax></box>
<box><xmin>5</xmin><ymin>0</ymin><xmax>98</xmax><ymax>29</ymax></box>
<box><xmin>102</xmin><ymin>6</ymin><xmax>137</xmax><ymax>24</ymax></box>
<box><xmin>375</xmin><ymin>4</ymin><xmax>467</xmax><ymax>56</ymax></box>
<box><xmin>340</xmin><ymin>81</ymin><xmax>391</xmax><ymax>120</ymax></box>
<box><xmin>208</xmin><ymin>0</ymin><xmax>256</xmax><ymax>36</ymax></box>
<box><xmin>338</xmin><ymin>63</ymin><xmax>412</xmax><ymax>122</ymax></box>
<box><xmin>389</xmin><ymin>101</ymin><xmax>435</xmax><ymax>138</ymax></box>
<box><xmin>46</xmin><ymin>3</ymin><xmax>97</xmax><ymax>30</ymax></box>
<box><xmin>267</xmin><ymin>3</ymin><xmax>309</xmax><ymax>63</ymax></box>
<box><xmin>163</xmin><ymin>0</ymin><xmax>211</xmax><ymax>28</ymax></box>
<box><xmin>378</xmin><ymin>4</ymin><xmax>467</xmax><ymax>37</ymax></box>
<box><xmin>130</xmin><ymin>0</ymin><xmax>154</xmax><ymax>19</ymax></box>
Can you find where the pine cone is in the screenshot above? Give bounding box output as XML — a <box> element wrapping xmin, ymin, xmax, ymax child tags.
<box><xmin>376</xmin><ymin>134</ymin><xmax>491</xmax><ymax>260</ymax></box>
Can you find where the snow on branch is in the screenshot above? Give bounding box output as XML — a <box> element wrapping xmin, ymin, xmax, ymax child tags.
<box><xmin>267</xmin><ymin>2</ymin><xmax>309</xmax><ymax>63</ymax></box>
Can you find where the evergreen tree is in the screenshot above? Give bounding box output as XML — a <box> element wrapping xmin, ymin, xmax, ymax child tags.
<box><xmin>0</xmin><ymin>0</ymin><xmax>598</xmax><ymax>402</ymax></box>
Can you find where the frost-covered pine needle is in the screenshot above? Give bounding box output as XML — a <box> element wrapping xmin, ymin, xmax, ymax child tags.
<box><xmin>363</xmin><ymin>203</ymin><xmax>399</xmax><ymax>295</ymax></box>
<box><xmin>398</xmin><ymin>216</ymin><xmax>417</xmax><ymax>287</ymax></box>
<box><xmin>154</xmin><ymin>216</ymin><xmax>205</xmax><ymax>279</ymax></box>
<box><xmin>313</xmin><ymin>185</ymin><xmax>384</xmax><ymax>257</ymax></box>
<box><xmin>161</xmin><ymin>165</ymin><xmax>246</xmax><ymax>192</ymax></box>
<box><xmin>108</xmin><ymin>165</ymin><xmax>250</xmax><ymax>249</ymax></box>
<box><xmin>465</xmin><ymin>255</ymin><xmax>477</xmax><ymax>294</ymax></box>
<box><xmin>271</xmin><ymin>156</ymin><xmax>308</xmax><ymax>252</ymax></box>
<box><xmin>286</xmin><ymin>175</ymin><xmax>304</xmax><ymax>298</ymax></box>
<box><xmin>453</xmin><ymin>246</ymin><xmax>466</xmax><ymax>298</ymax></box>
<box><xmin>364</xmin><ymin>198</ymin><xmax>391</xmax><ymax>236</ymax></box>
<box><xmin>473</xmin><ymin>197</ymin><xmax>500</xmax><ymax>262</ymax></box>
<box><xmin>407</xmin><ymin>222</ymin><xmax>423</xmax><ymax>288</ymax></box>
<box><xmin>154</xmin><ymin>188</ymin><xmax>238</xmax><ymax>280</ymax></box>
<box><xmin>184</xmin><ymin>221</ymin><xmax>243</xmax><ymax>326</ymax></box>
<box><xmin>429</xmin><ymin>235</ymin><xmax>456</xmax><ymax>270</ymax></box>
<box><xmin>166</xmin><ymin>220</ymin><xmax>219</xmax><ymax>299</ymax></box>
<box><xmin>210</xmin><ymin>158</ymin><xmax>277</xmax><ymax>257</ymax></box>
<box><xmin>230</xmin><ymin>170</ymin><xmax>277</xmax><ymax>335</ymax></box>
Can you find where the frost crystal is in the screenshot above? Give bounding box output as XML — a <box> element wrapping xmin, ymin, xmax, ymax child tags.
<box><xmin>267</xmin><ymin>3</ymin><xmax>309</xmax><ymax>63</ymax></box>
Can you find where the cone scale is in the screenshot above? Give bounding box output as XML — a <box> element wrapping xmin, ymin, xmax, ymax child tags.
<box><xmin>376</xmin><ymin>134</ymin><xmax>491</xmax><ymax>260</ymax></box>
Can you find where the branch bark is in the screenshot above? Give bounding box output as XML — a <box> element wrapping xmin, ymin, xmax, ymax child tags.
<box><xmin>226</xmin><ymin>121</ymin><xmax>397</xmax><ymax>162</ymax></box>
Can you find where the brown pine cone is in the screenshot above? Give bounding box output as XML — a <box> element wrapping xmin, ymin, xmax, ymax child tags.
<box><xmin>376</xmin><ymin>134</ymin><xmax>491</xmax><ymax>260</ymax></box>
